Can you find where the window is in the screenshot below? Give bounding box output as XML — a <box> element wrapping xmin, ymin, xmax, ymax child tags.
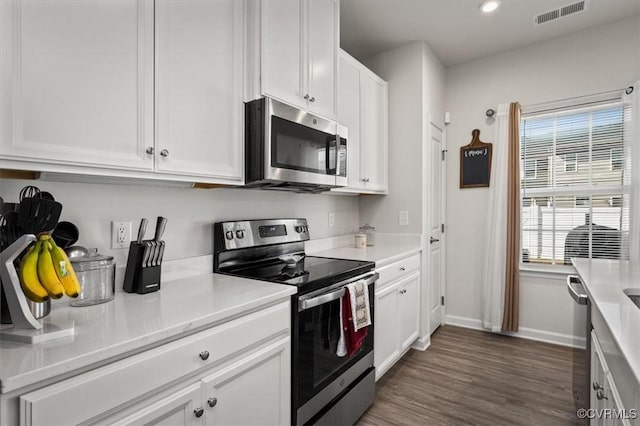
<box><xmin>610</xmin><ymin>147</ymin><xmax>623</xmax><ymax>171</ymax></box>
<box><xmin>524</xmin><ymin>159</ymin><xmax>537</xmax><ymax>179</ymax></box>
<box><xmin>564</xmin><ymin>153</ymin><xmax>577</xmax><ymax>172</ymax></box>
<box><xmin>520</xmin><ymin>101</ymin><xmax>629</xmax><ymax>267</ymax></box>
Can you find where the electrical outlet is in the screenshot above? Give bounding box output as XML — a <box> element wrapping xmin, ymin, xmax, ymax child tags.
<box><xmin>111</xmin><ymin>221</ymin><xmax>132</xmax><ymax>249</ymax></box>
<box><xmin>328</xmin><ymin>213</ymin><xmax>335</xmax><ymax>227</ymax></box>
<box><xmin>399</xmin><ymin>211</ymin><xmax>409</xmax><ymax>226</ymax></box>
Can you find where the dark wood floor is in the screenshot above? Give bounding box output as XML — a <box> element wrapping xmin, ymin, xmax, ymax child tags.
<box><xmin>358</xmin><ymin>325</ymin><xmax>580</xmax><ymax>426</ymax></box>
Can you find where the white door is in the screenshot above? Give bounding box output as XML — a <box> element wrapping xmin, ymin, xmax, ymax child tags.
<box><xmin>429</xmin><ymin>120</ymin><xmax>445</xmax><ymax>334</ymax></box>
<box><xmin>155</xmin><ymin>0</ymin><xmax>243</xmax><ymax>180</ymax></box>
<box><xmin>306</xmin><ymin>0</ymin><xmax>338</xmax><ymax>119</ymax></box>
<box><xmin>361</xmin><ymin>74</ymin><xmax>387</xmax><ymax>192</ymax></box>
<box><xmin>374</xmin><ymin>282</ymin><xmax>400</xmax><ymax>380</ymax></box>
<box><xmin>0</xmin><ymin>0</ymin><xmax>154</xmax><ymax>171</ymax></box>
<box><xmin>201</xmin><ymin>338</ymin><xmax>290</xmax><ymax>426</ymax></box>
<box><xmin>337</xmin><ymin>52</ymin><xmax>362</xmax><ymax>190</ymax></box>
<box><xmin>109</xmin><ymin>383</ymin><xmax>202</xmax><ymax>426</ymax></box>
<box><xmin>398</xmin><ymin>272</ymin><xmax>421</xmax><ymax>351</ymax></box>
<box><xmin>260</xmin><ymin>0</ymin><xmax>304</xmax><ymax>109</ymax></box>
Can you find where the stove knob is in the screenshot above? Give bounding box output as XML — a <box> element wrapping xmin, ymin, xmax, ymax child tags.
<box><xmin>303</xmin><ymin>226</ymin><xmax>308</xmax><ymax>232</ymax></box>
<box><xmin>225</xmin><ymin>231</ymin><xmax>234</xmax><ymax>240</ymax></box>
<box><xmin>236</xmin><ymin>230</ymin><xmax>245</xmax><ymax>239</ymax></box>
<box><xmin>295</xmin><ymin>226</ymin><xmax>302</xmax><ymax>233</ymax></box>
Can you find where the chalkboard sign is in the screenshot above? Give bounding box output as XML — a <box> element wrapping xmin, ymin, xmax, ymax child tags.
<box><xmin>460</xmin><ymin>129</ymin><xmax>492</xmax><ymax>188</ymax></box>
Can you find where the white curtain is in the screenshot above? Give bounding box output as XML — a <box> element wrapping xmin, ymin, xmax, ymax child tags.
<box><xmin>627</xmin><ymin>81</ymin><xmax>640</xmax><ymax>261</ymax></box>
<box><xmin>481</xmin><ymin>103</ymin><xmax>510</xmax><ymax>332</ymax></box>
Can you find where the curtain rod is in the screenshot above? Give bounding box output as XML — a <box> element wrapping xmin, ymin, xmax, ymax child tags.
<box><xmin>520</xmin><ymin>87</ymin><xmax>632</xmax><ymax>116</ymax></box>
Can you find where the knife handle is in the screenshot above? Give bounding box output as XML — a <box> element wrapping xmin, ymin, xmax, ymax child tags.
<box><xmin>154</xmin><ymin>216</ymin><xmax>167</xmax><ymax>241</ymax></box>
<box><xmin>137</xmin><ymin>218</ymin><xmax>148</xmax><ymax>244</ymax></box>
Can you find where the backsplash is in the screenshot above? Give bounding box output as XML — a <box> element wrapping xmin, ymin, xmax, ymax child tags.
<box><xmin>0</xmin><ymin>179</ymin><xmax>360</xmax><ymax>268</ymax></box>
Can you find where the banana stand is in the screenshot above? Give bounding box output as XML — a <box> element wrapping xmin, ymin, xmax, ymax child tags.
<box><xmin>0</xmin><ymin>234</ymin><xmax>74</xmax><ymax>343</ymax></box>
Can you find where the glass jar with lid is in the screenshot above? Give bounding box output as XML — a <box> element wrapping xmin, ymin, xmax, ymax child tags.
<box><xmin>69</xmin><ymin>249</ymin><xmax>115</xmax><ymax>306</ymax></box>
<box><xmin>358</xmin><ymin>224</ymin><xmax>376</xmax><ymax>246</ymax></box>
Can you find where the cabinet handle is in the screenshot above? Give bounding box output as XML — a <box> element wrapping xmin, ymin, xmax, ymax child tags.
<box><xmin>596</xmin><ymin>388</ymin><xmax>608</xmax><ymax>400</ymax></box>
<box><xmin>400</xmin><ymin>267</ymin><xmax>406</xmax><ymax>272</ymax></box>
<box><xmin>592</xmin><ymin>381</ymin><xmax>603</xmax><ymax>391</ymax></box>
<box><xmin>362</xmin><ymin>178</ymin><xmax>370</xmax><ymax>183</ymax></box>
<box><xmin>146</xmin><ymin>147</ymin><xmax>154</xmax><ymax>155</ymax></box>
<box><xmin>194</xmin><ymin>407</ymin><xmax>204</xmax><ymax>418</ymax></box>
<box><xmin>160</xmin><ymin>149</ymin><xmax>169</xmax><ymax>157</ymax></box>
<box><xmin>199</xmin><ymin>350</ymin><xmax>210</xmax><ymax>361</ymax></box>
<box><xmin>208</xmin><ymin>397</ymin><xmax>218</xmax><ymax>408</ymax></box>
<box><xmin>309</xmin><ymin>97</ymin><xmax>316</xmax><ymax>103</ymax></box>
<box><xmin>304</xmin><ymin>94</ymin><xmax>310</xmax><ymax>100</ymax></box>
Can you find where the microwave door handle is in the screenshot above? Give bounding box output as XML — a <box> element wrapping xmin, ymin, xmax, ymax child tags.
<box><xmin>335</xmin><ymin>136</ymin><xmax>342</xmax><ymax>177</ymax></box>
<box><xmin>326</xmin><ymin>137</ymin><xmax>337</xmax><ymax>175</ymax></box>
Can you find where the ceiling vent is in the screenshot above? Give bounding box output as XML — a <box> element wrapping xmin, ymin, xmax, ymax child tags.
<box><xmin>534</xmin><ymin>0</ymin><xmax>589</xmax><ymax>26</ymax></box>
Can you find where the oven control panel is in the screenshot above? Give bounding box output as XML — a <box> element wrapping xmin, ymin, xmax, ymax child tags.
<box><xmin>217</xmin><ymin>218</ymin><xmax>310</xmax><ymax>250</ymax></box>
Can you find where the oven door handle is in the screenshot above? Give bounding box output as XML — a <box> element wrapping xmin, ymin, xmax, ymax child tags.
<box><xmin>298</xmin><ymin>272</ymin><xmax>379</xmax><ymax>312</ymax></box>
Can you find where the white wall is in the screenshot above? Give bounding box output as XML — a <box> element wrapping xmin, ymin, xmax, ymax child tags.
<box><xmin>0</xmin><ymin>179</ymin><xmax>359</xmax><ymax>268</ymax></box>
<box><xmin>358</xmin><ymin>42</ymin><xmax>425</xmax><ymax>234</ymax></box>
<box><xmin>444</xmin><ymin>16</ymin><xmax>640</xmax><ymax>345</ymax></box>
<box><xmin>358</xmin><ymin>41</ymin><xmax>445</xmax><ymax>236</ymax></box>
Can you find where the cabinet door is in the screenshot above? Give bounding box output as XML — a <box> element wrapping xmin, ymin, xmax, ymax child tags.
<box><xmin>306</xmin><ymin>0</ymin><xmax>338</xmax><ymax>119</ymax></box>
<box><xmin>398</xmin><ymin>272</ymin><xmax>420</xmax><ymax>351</ymax></box>
<box><xmin>202</xmin><ymin>337</ymin><xmax>290</xmax><ymax>426</ymax></box>
<box><xmin>155</xmin><ymin>0</ymin><xmax>243</xmax><ymax>180</ymax></box>
<box><xmin>337</xmin><ymin>52</ymin><xmax>362</xmax><ymax>189</ymax></box>
<box><xmin>591</xmin><ymin>331</ymin><xmax>608</xmax><ymax>426</ymax></box>
<box><xmin>0</xmin><ymin>0</ymin><xmax>154</xmax><ymax>171</ymax></box>
<box><xmin>374</xmin><ymin>282</ymin><xmax>400</xmax><ymax>380</ymax></box>
<box><xmin>360</xmin><ymin>73</ymin><xmax>388</xmax><ymax>192</ymax></box>
<box><xmin>108</xmin><ymin>383</ymin><xmax>203</xmax><ymax>426</ymax></box>
<box><xmin>261</xmin><ymin>0</ymin><xmax>304</xmax><ymax>109</ymax></box>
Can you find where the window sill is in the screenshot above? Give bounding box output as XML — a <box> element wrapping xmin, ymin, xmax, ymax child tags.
<box><xmin>519</xmin><ymin>264</ymin><xmax>574</xmax><ymax>279</ymax></box>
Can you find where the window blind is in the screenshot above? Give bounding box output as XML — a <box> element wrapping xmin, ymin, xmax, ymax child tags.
<box><xmin>520</xmin><ymin>100</ymin><xmax>630</xmax><ymax>266</ymax></box>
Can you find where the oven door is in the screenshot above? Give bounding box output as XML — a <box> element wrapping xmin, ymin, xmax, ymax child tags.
<box><xmin>265</xmin><ymin>98</ymin><xmax>343</xmax><ymax>187</ymax></box>
<box><xmin>293</xmin><ymin>272</ymin><xmax>377</xmax><ymax>425</ymax></box>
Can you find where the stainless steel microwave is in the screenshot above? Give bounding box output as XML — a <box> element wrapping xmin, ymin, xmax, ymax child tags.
<box><xmin>244</xmin><ymin>97</ymin><xmax>347</xmax><ymax>192</ymax></box>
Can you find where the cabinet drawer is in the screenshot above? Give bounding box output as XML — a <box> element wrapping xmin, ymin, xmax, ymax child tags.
<box><xmin>376</xmin><ymin>254</ymin><xmax>420</xmax><ymax>289</ymax></box>
<box><xmin>20</xmin><ymin>302</ymin><xmax>290</xmax><ymax>426</ymax></box>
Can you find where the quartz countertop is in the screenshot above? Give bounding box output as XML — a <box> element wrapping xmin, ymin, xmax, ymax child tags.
<box><xmin>571</xmin><ymin>258</ymin><xmax>640</xmax><ymax>389</ymax></box>
<box><xmin>0</xmin><ymin>274</ymin><xmax>296</xmax><ymax>394</ymax></box>
<box><xmin>307</xmin><ymin>234</ymin><xmax>423</xmax><ymax>267</ymax></box>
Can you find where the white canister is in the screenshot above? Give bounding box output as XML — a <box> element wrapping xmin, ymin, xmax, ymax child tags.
<box><xmin>355</xmin><ymin>234</ymin><xmax>367</xmax><ymax>249</ymax></box>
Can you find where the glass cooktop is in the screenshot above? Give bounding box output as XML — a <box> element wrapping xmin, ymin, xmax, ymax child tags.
<box><xmin>222</xmin><ymin>256</ymin><xmax>374</xmax><ymax>293</ymax></box>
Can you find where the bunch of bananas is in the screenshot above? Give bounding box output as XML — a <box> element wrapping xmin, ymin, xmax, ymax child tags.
<box><xmin>18</xmin><ymin>235</ymin><xmax>81</xmax><ymax>302</ymax></box>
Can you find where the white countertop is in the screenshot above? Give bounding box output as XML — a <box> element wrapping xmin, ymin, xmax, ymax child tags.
<box><xmin>572</xmin><ymin>258</ymin><xmax>640</xmax><ymax>388</ymax></box>
<box><xmin>307</xmin><ymin>234</ymin><xmax>423</xmax><ymax>267</ymax></box>
<box><xmin>0</xmin><ymin>274</ymin><xmax>296</xmax><ymax>394</ymax></box>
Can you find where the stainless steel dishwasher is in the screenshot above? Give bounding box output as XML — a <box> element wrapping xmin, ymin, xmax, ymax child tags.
<box><xmin>567</xmin><ymin>274</ymin><xmax>591</xmax><ymax>419</ymax></box>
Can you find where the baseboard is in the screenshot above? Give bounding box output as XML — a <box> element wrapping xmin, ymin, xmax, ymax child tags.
<box><xmin>411</xmin><ymin>336</ymin><xmax>431</xmax><ymax>351</ymax></box>
<box><xmin>444</xmin><ymin>314</ymin><xmax>586</xmax><ymax>349</ymax></box>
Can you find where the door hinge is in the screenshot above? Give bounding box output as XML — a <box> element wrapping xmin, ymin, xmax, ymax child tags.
<box><xmin>441</xmin><ymin>296</ymin><xmax>445</xmax><ymax>305</ymax></box>
<box><xmin>441</xmin><ymin>223</ymin><xmax>445</xmax><ymax>233</ymax></box>
<box><xmin>441</xmin><ymin>150</ymin><xmax>447</xmax><ymax>161</ymax></box>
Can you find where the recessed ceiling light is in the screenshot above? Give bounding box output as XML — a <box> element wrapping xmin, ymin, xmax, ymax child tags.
<box><xmin>480</xmin><ymin>0</ymin><xmax>501</xmax><ymax>13</ymax></box>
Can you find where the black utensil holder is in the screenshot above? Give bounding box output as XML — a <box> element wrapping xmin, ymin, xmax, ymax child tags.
<box><xmin>123</xmin><ymin>241</ymin><xmax>162</xmax><ymax>294</ymax></box>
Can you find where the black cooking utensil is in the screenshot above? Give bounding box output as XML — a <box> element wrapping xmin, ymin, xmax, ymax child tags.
<box><xmin>17</xmin><ymin>198</ymin><xmax>63</xmax><ymax>235</ymax></box>
<box><xmin>4</xmin><ymin>211</ymin><xmax>21</xmax><ymax>246</ymax></box>
<box><xmin>52</xmin><ymin>221</ymin><xmax>79</xmax><ymax>249</ymax></box>
<box><xmin>36</xmin><ymin>191</ymin><xmax>55</xmax><ymax>201</ymax></box>
<box><xmin>19</xmin><ymin>185</ymin><xmax>40</xmax><ymax>201</ymax></box>
<box><xmin>0</xmin><ymin>215</ymin><xmax>6</xmax><ymax>252</ymax></box>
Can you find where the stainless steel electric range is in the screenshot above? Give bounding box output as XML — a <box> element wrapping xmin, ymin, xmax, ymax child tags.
<box><xmin>214</xmin><ymin>218</ymin><xmax>378</xmax><ymax>425</ymax></box>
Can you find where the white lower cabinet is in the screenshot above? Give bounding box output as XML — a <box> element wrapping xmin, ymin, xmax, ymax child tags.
<box><xmin>18</xmin><ymin>302</ymin><xmax>291</xmax><ymax>426</ymax></box>
<box><xmin>590</xmin><ymin>330</ymin><xmax>630</xmax><ymax>426</ymax></box>
<box><xmin>373</xmin><ymin>253</ymin><xmax>421</xmax><ymax>380</ymax></box>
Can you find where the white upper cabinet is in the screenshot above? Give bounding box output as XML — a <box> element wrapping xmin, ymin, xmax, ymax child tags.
<box><xmin>257</xmin><ymin>0</ymin><xmax>338</xmax><ymax>120</ymax></box>
<box><xmin>155</xmin><ymin>0</ymin><xmax>243</xmax><ymax>180</ymax></box>
<box><xmin>334</xmin><ymin>50</ymin><xmax>388</xmax><ymax>194</ymax></box>
<box><xmin>0</xmin><ymin>0</ymin><xmax>154</xmax><ymax>171</ymax></box>
<box><xmin>361</xmin><ymin>72</ymin><xmax>388</xmax><ymax>192</ymax></box>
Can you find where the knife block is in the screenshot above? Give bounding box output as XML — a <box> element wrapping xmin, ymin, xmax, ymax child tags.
<box><xmin>123</xmin><ymin>241</ymin><xmax>162</xmax><ymax>294</ymax></box>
